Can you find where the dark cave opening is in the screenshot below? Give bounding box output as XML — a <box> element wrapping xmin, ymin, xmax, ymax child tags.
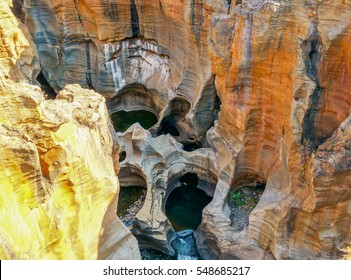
<box><xmin>36</xmin><ymin>71</ymin><xmax>57</xmax><ymax>99</ymax></box>
<box><xmin>119</xmin><ymin>151</ymin><xmax>127</xmax><ymax>162</ymax></box>
<box><xmin>157</xmin><ymin>115</ymin><xmax>180</xmax><ymax>136</ymax></box>
<box><xmin>301</xmin><ymin>27</ymin><xmax>324</xmax><ymax>149</ymax></box>
<box><xmin>179</xmin><ymin>172</ymin><xmax>198</xmax><ymax>186</ymax></box>
<box><xmin>11</xmin><ymin>0</ymin><xmax>25</xmax><ymax>23</ymax></box>
<box><xmin>157</xmin><ymin>97</ymin><xmax>191</xmax><ymax>138</ymax></box>
<box><xmin>181</xmin><ymin>141</ymin><xmax>202</xmax><ymax>152</ymax></box>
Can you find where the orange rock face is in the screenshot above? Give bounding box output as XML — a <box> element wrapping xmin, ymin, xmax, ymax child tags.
<box><xmin>206</xmin><ymin>0</ymin><xmax>351</xmax><ymax>259</ymax></box>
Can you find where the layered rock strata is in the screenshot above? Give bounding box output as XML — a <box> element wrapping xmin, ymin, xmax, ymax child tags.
<box><xmin>1</xmin><ymin>0</ymin><xmax>351</xmax><ymax>260</ymax></box>
<box><xmin>0</xmin><ymin>0</ymin><xmax>139</xmax><ymax>260</ymax></box>
<box><xmin>203</xmin><ymin>0</ymin><xmax>351</xmax><ymax>259</ymax></box>
<box><xmin>23</xmin><ymin>0</ymin><xmax>223</xmax><ymax>142</ymax></box>
<box><xmin>113</xmin><ymin>0</ymin><xmax>351</xmax><ymax>259</ymax></box>
<box><xmin>116</xmin><ymin>124</ymin><xmax>217</xmax><ymax>255</ymax></box>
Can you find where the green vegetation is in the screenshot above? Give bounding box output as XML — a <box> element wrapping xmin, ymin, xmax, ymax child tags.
<box><xmin>110</xmin><ymin>110</ymin><xmax>158</xmax><ymax>132</ymax></box>
<box><xmin>229</xmin><ymin>190</ymin><xmax>245</xmax><ymax>207</ymax></box>
<box><xmin>229</xmin><ymin>185</ymin><xmax>264</xmax><ymax>209</ymax></box>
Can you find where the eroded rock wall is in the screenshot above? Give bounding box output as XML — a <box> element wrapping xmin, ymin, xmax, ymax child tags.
<box><xmin>204</xmin><ymin>0</ymin><xmax>351</xmax><ymax>259</ymax></box>
<box><xmin>0</xmin><ymin>0</ymin><xmax>39</xmax><ymax>83</ymax></box>
<box><xmin>0</xmin><ymin>0</ymin><xmax>139</xmax><ymax>259</ymax></box>
<box><xmin>0</xmin><ymin>81</ymin><xmax>140</xmax><ymax>259</ymax></box>
<box><xmin>23</xmin><ymin>0</ymin><xmax>225</xmax><ymax>140</ymax></box>
<box><xmin>2</xmin><ymin>0</ymin><xmax>351</xmax><ymax>259</ymax></box>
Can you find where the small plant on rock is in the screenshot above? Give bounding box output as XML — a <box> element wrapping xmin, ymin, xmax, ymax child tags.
<box><xmin>229</xmin><ymin>190</ymin><xmax>245</xmax><ymax>207</ymax></box>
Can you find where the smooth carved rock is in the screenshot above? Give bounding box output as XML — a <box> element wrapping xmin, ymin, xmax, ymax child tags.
<box><xmin>2</xmin><ymin>0</ymin><xmax>351</xmax><ymax>260</ymax></box>
<box><xmin>24</xmin><ymin>0</ymin><xmax>222</xmax><ymax>139</ymax></box>
<box><xmin>116</xmin><ymin>124</ymin><xmax>218</xmax><ymax>255</ymax></box>
<box><xmin>0</xmin><ymin>81</ymin><xmax>140</xmax><ymax>259</ymax></box>
<box><xmin>204</xmin><ymin>0</ymin><xmax>351</xmax><ymax>259</ymax></box>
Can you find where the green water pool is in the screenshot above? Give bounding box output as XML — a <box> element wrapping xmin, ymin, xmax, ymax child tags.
<box><xmin>165</xmin><ymin>185</ymin><xmax>212</xmax><ymax>232</ymax></box>
<box><xmin>110</xmin><ymin>110</ymin><xmax>158</xmax><ymax>132</ymax></box>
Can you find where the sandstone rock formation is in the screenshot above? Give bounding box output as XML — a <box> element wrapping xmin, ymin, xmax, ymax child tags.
<box><xmin>1</xmin><ymin>0</ymin><xmax>351</xmax><ymax>260</ymax></box>
<box><xmin>0</xmin><ymin>0</ymin><xmax>39</xmax><ymax>83</ymax></box>
<box><xmin>202</xmin><ymin>0</ymin><xmax>351</xmax><ymax>260</ymax></box>
<box><xmin>0</xmin><ymin>81</ymin><xmax>140</xmax><ymax>259</ymax></box>
<box><xmin>0</xmin><ymin>0</ymin><xmax>140</xmax><ymax>260</ymax></box>
<box><xmin>116</xmin><ymin>123</ymin><xmax>217</xmax><ymax>255</ymax></box>
<box><xmin>23</xmin><ymin>0</ymin><xmax>223</xmax><ymax>142</ymax></box>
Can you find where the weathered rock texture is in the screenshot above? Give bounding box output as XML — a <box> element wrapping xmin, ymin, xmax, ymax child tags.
<box><xmin>24</xmin><ymin>0</ymin><xmax>224</xmax><ymax>141</ymax></box>
<box><xmin>116</xmin><ymin>124</ymin><xmax>217</xmax><ymax>255</ymax></box>
<box><xmin>204</xmin><ymin>0</ymin><xmax>351</xmax><ymax>259</ymax></box>
<box><xmin>0</xmin><ymin>0</ymin><xmax>39</xmax><ymax>83</ymax></box>
<box><xmin>0</xmin><ymin>0</ymin><xmax>140</xmax><ymax>260</ymax></box>
<box><xmin>2</xmin><ymin>0</ymin><xmax>351</xmax><ymax>259</ymax></box>
<box><xmin>0</xmin><ymin>81</ymin><xmax>140</xmax><ymax>259</ymax></box>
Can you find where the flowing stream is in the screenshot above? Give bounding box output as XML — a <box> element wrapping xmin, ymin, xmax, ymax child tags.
<box><xmin>172</xmin><ymin>230</ymin><xmax>199</xmax><ymax>260</ymax></box>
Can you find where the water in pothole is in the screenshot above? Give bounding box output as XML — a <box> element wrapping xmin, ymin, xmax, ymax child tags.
<box><xmin>117</xmin><ymin>186</ymin><xmax>146</xmax><ymax>227</ymax></box>
<box><xmin>110</xmin><ymin>110</ymin><xmax>158</xmax><ymax>132</ymax></box>
<box><xmin>163</xmin><ymin>173</ymin><xmax>213</xmax><ymax>259</ymax></box>
<box><xmin>165</xmin><ymin>184</ymin><xmax>212</xmax><ymax>232</ymax></box>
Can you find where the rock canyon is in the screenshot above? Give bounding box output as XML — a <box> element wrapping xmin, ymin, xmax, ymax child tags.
<box><xmin>0</xmin><ymin>0</ymin><xmax>351</xmax><ymax>260</ymax></box>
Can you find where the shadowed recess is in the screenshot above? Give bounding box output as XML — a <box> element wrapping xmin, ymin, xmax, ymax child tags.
<box><xmin>110</xmin><ymin>110</ymin><xmax>158</xmax><ymax>132</ymax></box>
<box><xmin>158</xmin><ymin>115</ymin><xmax>180</xmax><ymax>136</ymax></box>
<box><xmin>119</xmin><ymin>151</ymin><xmax>127</xmax><ymax>162</ymax></box>
<box><xmin>227</xmin><ymin>183</ymin><xmax>265</xmax><ymax>231</ymax></box>
<box><xmin>36</xmin><ymin>71</ymin><xmax>56</xmax><ymax>99</ymax></box>
<box><xmin>181</xmin><ymin>141</ymin><xmax>202</xmax><ymax>152</ymax></box>
<box><xmin>117</xmin><ymin>186</ymin><xmax>144</xmax><ymax>218</ymax></box>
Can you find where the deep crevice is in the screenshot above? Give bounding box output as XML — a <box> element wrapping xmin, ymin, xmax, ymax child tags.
<box><xmin>226</xmin><ymin>0</ymin><xmax>232</xmax><ymax>14</ymax></box>
<box><xmin>158</xmin><ymin>116</ymin><xmax>180</xmax><ymax>136</ymax></box>
<box><xmin>193</xmin><ymin>76</ymin><xmax>221</xmax><ymax>141</ymax></box>
<box><xmin>130</xmin><ymin>0</ymin><xmax>140</xmax><ymax>37</ymax></box>
<box><xmin>181</xmin><ymin>141</ymin><xmax>202</xmax><ymax>152</ymax></box>
<box><xmin>11</xmin><ymin>0</ymin><xmax>25</xmax><ymax>23</ymax></box>
<box><xmin>119</xmin><ymin>151</ymin><xmax>126</xmax><ymax>162</ymax></box>
<box><xmin>301</xmin><ymin>26</ymin><xmax>324</xmax><ymax>149</ymax></box>
<box><xmin>85</xmin><ymin>41</ymin><xmax>94</xmax><ymax>90</ymax></box>
<box><xmin>36</xmin><ymin>71</ymin><xmax>57</xmax><ymax>99</ymax></box>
